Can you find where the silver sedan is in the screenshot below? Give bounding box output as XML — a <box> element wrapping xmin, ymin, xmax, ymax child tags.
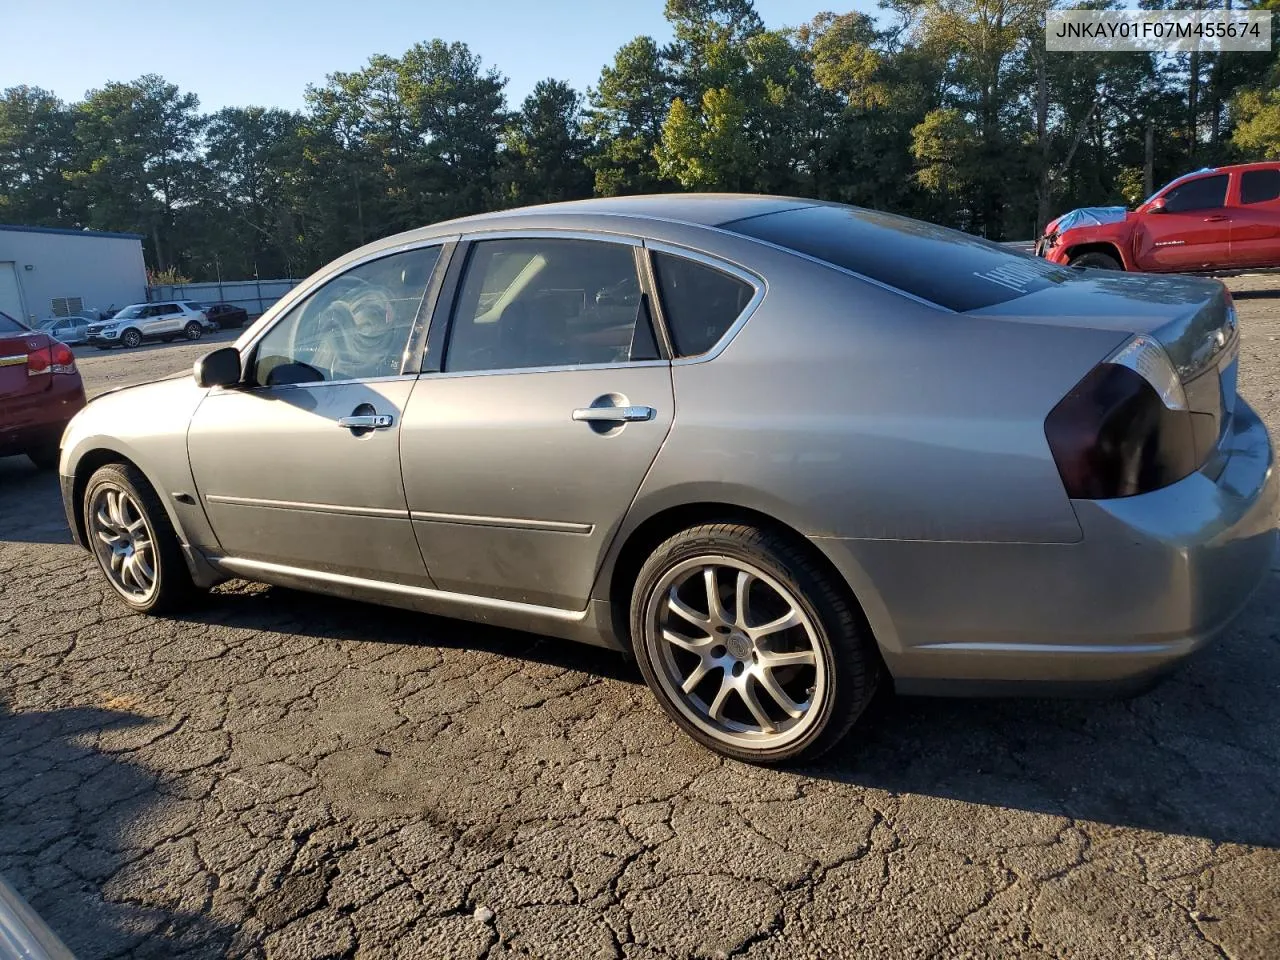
<box><xmin>57</xmin><ymin>195</ymin><xmax>1277</xmax><ymax>763</ymax></box>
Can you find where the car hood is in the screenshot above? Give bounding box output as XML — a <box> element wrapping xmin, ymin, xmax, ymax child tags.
<box><xmin>1044</xmin><ymin>205</ymin><xmax>1129</xmax><ymax>237</ymax></box>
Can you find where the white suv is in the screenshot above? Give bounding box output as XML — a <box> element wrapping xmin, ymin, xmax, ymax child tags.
<box><xmin>86</xmin><ymin>302</ymin><xmax>214</xmax><ymax>350</ymax></box>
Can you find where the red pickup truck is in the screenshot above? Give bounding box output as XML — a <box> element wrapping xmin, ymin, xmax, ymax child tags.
<box><xmin>1037</xmin><ymin>161</ymin><xmax>1280</xmax><ymax>272</ymax></box>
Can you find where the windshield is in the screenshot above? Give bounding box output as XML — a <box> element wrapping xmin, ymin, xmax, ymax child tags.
<box><xmin>113</xmin><ymin>305</ymin><xmax>144</xmax><ymax>319</ymax></box>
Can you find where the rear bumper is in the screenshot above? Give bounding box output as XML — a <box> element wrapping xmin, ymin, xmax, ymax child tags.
<box><xmin>815</xmin><ymin>397</ymin><xmax>1278</xmax><ymax>694</ymax></box>
<box><xmin>0</xmin><ymin>378</ymin><xmax>86</xmax><ymax>457</ymax></box>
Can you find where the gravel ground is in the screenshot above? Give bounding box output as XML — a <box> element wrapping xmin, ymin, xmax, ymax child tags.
<box><xmin>3</xmin><ymin>278</ymin><xmax>1280</xmax><ymax>959</ymax></box>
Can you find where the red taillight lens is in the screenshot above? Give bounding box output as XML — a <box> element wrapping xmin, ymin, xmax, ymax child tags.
<box><xmin>50</xmin><ymin>341</ymin><xmax>76</xmax><ymax>374</ymax></box>
<box><xmin>26</xmin><ymin>346</ymin><xmax>51</xmax><ymax>376</ymax></box>
<box><xmin>1045</xmin><ymin>362</ymin><xmax>1198</xmax><ymax>499</ymax></box>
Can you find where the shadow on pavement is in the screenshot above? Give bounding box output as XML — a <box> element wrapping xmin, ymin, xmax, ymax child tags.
<box><xmin>0</xmin><ymin>460</ymin><xmax>73</xmax><ymax>545</ymax></box>
<box><xmin>0</xmin><ymin>703</ymin><xmax>239</xmax><ymax>959</ymax></box>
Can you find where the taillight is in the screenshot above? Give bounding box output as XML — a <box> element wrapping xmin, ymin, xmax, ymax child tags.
<box><xmin>1045</xmin><ymin>336</ymin><xmax>1198</xmax><ymax>499</ymax></box>
<box><xmin>50</xmin><ymin>341</ymin><xmax>76</xmax><ymax>374</ymax></box>
<box><xmin>26</xmin><ymin>346</ymin><xmax>51</xmax><ymax>376</ymax></box>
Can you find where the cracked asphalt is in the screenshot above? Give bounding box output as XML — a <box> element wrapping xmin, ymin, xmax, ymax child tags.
<box><xmin>3</xmin><ymin>279</ymin><xmax>1280</xmax><ymax>959</ymax></box>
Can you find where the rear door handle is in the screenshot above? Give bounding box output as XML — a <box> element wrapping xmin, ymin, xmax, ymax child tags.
<box><xmin>572</xmin><ymin>405</ymin><xmax>656</xmax><ymax>423</ymax></box>
<box><xmin>1203</xmin><ymin>215</ymin><xmax>1229</xmax><ymax>222</ymax></box>
<box><xmin>337</xmin><ymin>414</ymin><xmax>394</xmax><ymax>429</ymax></box>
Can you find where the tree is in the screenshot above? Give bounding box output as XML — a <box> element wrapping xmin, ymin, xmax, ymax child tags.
<box><xmin>586</xmin><ymin>37</ymin><xmax>675</xmax><ymax>196</ymax></box>
<box><xmin>0</xmin><ymin>86</ymin><xmax>75</xmax><ymax>226</ymax></box>
<box><xmin>501</xmin><ymin>80</ymin><xmax>593</xmax><ymax>206</ymax></box>
<box><xmin>68</xmin><ymin>75</ymin><xmax>204</xmax><ymax>269</ymax></box>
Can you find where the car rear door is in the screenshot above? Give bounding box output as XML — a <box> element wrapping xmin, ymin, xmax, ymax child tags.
<box><xmin>398</xmin><ymin>233</ymin><xmax>674</xmax><ymax>610</ymax></box>
<box><xmin>1229</xmin><ymin>168</ymin><xmax>1280</xmax><ymax>269</ymax></box>
<box><xmin>1133</xmin><ymin>173</ymin><xmax>1231</xmax><ymax>270</ymax></box>
<box><xmin>187</xmin><ymin>242</ymin><xmax>447</xmax><ymax>585</ymax></box>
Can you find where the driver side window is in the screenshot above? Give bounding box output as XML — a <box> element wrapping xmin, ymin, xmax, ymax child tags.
<box><xmin>252</xmin><ymin>246</ymin><xmax>441</xmax><ymax>386</ymax></box>
<box><xmin>1163</xmin><ymin>174</ymin><xmax>1228</xmax><ymax>214</ymax></box>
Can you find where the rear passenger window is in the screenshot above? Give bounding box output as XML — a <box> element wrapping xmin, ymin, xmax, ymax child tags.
<box><xmin>1241</xmin><ymin>170</ymin><xmax>1280</xmax><ymax>205</ymax></box>
<box><xmin>445</xmin><ymin>238</ymin><xmax>651</xmax><ymax>373</ymax></box>
<box><xmin>651</xmin><ymin>252</ymin><xmax>755</xmax><ymax>357</ymax></box>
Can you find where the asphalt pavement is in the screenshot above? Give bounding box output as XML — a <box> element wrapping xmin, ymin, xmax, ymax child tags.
<box><xmin>2</xmin><ymin>280</ymin><xmax>1279</xmax><ymax>958</ymax></box>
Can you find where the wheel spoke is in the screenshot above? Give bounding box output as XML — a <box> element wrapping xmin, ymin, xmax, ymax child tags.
<box><xmin>667</xmin><ymin>591</ymin><xmax>711</xmax><ymax>632</ymax></box>
<box><xmin>756</xmin><ymin>667</ymin><xmax>805</xmax><ymax>719</ymax></box>
<box><xmin>707</xmin><ymin>676</ymin><xmax>734</xmax><ymax>721</ymax></box>
<box><xmin>747</xmin><ymin>608</ymin><xmax>802</xmax><ymax>642</ymax></box>
<box><xmin>120</xmin><ymin>554</ymin><xmax>138</xmax><ymax>590</ymax></box>
<box><xmin>703</xmin><ymin>567</ymin><xmax>729</xmax><ymax>623</ymax></box>
<box><xmin>681</xmin><ymin>659</ymin><xmax>712</xmax><ymax>694</ymax></box>
<box><xmin>758</xmin><ymin>649</ymin><xmax>816</xmax><ymax>669</ymax></box>
<box><xmin>126</xmin><ymin>516</ymin><xmax>147</xmax><ymax>535</ymax></box>
<box><xmin>97</xmin><ymin>529</ymin><xmax>123</xmax><ymax>546</ymax></box>
<box><xmin>733</xmin><ymin>570</ymin><xmax>753</xmax><ymax>629</ymax></box>
<box><xmin>95</xmin><ymin>507</ymin><xmax>115</xmax><ymax>532</ymax></box>
<box><xmin>741</xmin><ymin>678</ymin><xmax>777</xmax><ymax>733</ymax></box>
<box><xmin>106</xmin><ymin>491</ymin><xmax>124</xmax><ymax>529</ymax></box>
<box><xmin>133</xmin><ymin>550</ymin><xmax>155</xmax><ymax>587</ymax></box>
<box><xmin>662</xmin><ymin>629</ymin><xmax>712</xmax><ymax>654</ymax></box>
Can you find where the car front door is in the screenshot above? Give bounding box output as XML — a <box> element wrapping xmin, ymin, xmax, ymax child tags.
<box><xmin>399</xmin><ymin>234</ymin><xmax>674</xmax><ymax>610</ymax></box>
<box><xmin>1230</xmin><ymin>168</ymin><xmax>1280</xmax><ymax>269</ymax></box>
<box><xmin>186</xmin><ymin>242</ymin><xmax>446</xmax><ymax>585</ymax></box>
<box><xmin>1133</xmin><ymin>173</ymin><xmax>1231</xmax><ymax>271</ymax></box>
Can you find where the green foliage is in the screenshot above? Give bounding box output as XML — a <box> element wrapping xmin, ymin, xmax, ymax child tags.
<box><xmin>2</xmin><ymin>0</ymin><xmax>1278</xmax><ymax>276</ymax></box>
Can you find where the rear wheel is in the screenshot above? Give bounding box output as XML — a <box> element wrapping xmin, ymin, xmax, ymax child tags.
<box><xmin>120</xmin><ymin>329</ymin><xmax>143</xmax><ymax>349</ymax></box>
<box><xmin>184</xmin><ymin>321</ymin><xmax>204</xmax><ymax>341</ymax></box>
<box><xmin>631</xmin><ymin>522</ymin><xmax>880</xmax><ymax>764</ymax></box>
<box><xmin>1069</xmin><ymin>251</ymin><xmax>1122</xmax><ymax>270</ymax></box>
<box><xmin>84</xmin><ymin>463</ymin><xmax>195</xmax><ymax>614</ymax></box>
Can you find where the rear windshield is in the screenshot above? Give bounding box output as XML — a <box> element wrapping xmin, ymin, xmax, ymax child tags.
<box><xmin>0</xmin><ymin>311</ymin><xmax>27</xmax><ymax>333</ymax></box>
<box><xmin>724</xmin><ymin>204</ymin><xmax>1074</xmax><ymax>312</ymax></box>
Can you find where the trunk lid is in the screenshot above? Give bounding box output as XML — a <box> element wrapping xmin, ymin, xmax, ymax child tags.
<box><xmin>0</xmin><ymin>330</ymin><xmax>54</xmax><ymax>401</ymax></box>
<box><xmin>973</xmin><ymin>270</ymin><xmax>1239</xmax><ymax>463</ymax></box>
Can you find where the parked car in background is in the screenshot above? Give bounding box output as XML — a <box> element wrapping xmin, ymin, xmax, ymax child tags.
<box><xmin>39</xmin><ymin>315</ymin><xmax>90</xmax><ymax>345</ymax></box>
<box><xmin>0</xmin><ymin>310</ymin><xmax>85</xmax><ymax>469</ymax></box>
<box><xmin>1037</xmin><ymin>161</ymin><xmax>1280</xmax><ymax>272</ymax></box>
<box><xmin>86</xmin><ymin>301</ymin><xmax>213</xmax><ymax>349</ymax></box>
<box><xmin>204</xmin><ymin>302</ymin><xmax>249</xmax><ymax>329</ymax></box>
<box><xmin>58</xmin><ymin>195</ymin><xmax>1274</xmax><ymax>764</ymax></box>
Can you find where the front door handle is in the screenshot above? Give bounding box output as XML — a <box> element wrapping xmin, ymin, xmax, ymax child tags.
<box><xmin>572</xmin><ymin>405</ymin><xmax>656</xmax><ymax>423</ymax></box>
<box><xmin>1203</xmin><ymin>215</ymin><xmax>1229</xmax><ymax>222</ymax></box>
<box><xmin>337</xmin><ymin>414</ymin><xmax>394</xmax><ymax>430</ymax></box>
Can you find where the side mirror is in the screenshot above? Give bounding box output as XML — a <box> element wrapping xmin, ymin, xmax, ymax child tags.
<box><xmin>1147</xmin><ymin>197</ymin><xmax>1168</xmax><ymax>214</ymax></box>
<box><xmin>194</xmin><ymin>347</ymin><xmax>242</xmax><ymax>388</ymax></box>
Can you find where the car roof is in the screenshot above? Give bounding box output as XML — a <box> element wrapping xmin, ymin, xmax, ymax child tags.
<box><xmin>437</xmin><ymin>193</ymin><xmax>815</xmax><ymax>230</ymax></box>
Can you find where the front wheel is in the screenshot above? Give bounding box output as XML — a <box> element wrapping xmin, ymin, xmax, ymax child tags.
<box><xmin>120</xmin><ymin>329</ymin><xmax>143</xmax><ymax>349</ymax></box>
<box><xmin>84</xmin><ymin>463</ymin><xmax>196</xmax><ymax>613</ymax></box>
<box><xmin>1069</xmin><ymin>251</ymin><xmax>1122</xmax><ymax>270</ymax></box>
<box><xmin>184</xmin><ymin>321</ymin><xmax>204</xmax><ymax>341</ymax></box>
<box><xmin>631</xmin><ymin>522</ymin><xmax>880</xmax><ymax>764</ymax></box>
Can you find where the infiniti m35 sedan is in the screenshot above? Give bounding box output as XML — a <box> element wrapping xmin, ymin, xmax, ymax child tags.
<box><xmin>59</xmin><ymin>195</ymin><xmax>1277</xmax><ymax>763</ymax></box>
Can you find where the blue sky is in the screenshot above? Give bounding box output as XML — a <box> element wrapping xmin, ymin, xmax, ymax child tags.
<box><xmin>6</xmin><ymin>0</ymin><xmax>881</xmax><ymax>113</ymax></box>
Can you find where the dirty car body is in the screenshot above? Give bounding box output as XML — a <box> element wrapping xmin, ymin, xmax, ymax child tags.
<box><xmin>57</xmin><ymin>195</ymin><xmax>1277</xmax><ymax>761</ymax></box>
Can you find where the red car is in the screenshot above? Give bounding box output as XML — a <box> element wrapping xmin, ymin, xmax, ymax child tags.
<box><xmin>0</xmin><ymin>310</ymin><xmax>86</xmax><ymax>469</ymax></box>
<box><xmin>1038</xmin><ymin>161</ymin><xmax>1280</xmax><ymax>272</ymax></box>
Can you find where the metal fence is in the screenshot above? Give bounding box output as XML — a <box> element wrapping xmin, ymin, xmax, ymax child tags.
<box><xmin>147</xmin><ymin>278</ymin><xmax>302</xmax><ymax>319</ymax></box>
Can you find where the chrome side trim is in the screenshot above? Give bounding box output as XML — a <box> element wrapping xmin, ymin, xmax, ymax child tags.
<box><xmin>458</xmin><ymin>227</ymin><xmax>643</xmax><ymax>246</ymax></box>
<box><xmin>205</xmin><ymin>494</ymin><xmax>407</xmax><ymax>519</ymax></box>
<box><xmin>216</xmin><ymin>556</ymin><xmax>590</xmax><ymax>622</ymax></box>
<box><xmin>420</xmin><ymin>359</ymin><xmax>669</xmax><ymax>381</ymax></box>
<box><xmin>235</xmin><ymin>236</ymin><xmax>462</xmax><ymax>361</ymax></box>
<box><xmin>409</xmin><ymin>510</ymin><xmax>594</xmax><ymax>534</ymax></box>
<box><xmin>0</xmin><ymin>354</ymin><xmax>27</xmax><ymax>367</ymax></box>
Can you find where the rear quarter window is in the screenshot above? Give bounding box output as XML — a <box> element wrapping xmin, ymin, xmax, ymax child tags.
<box><xmin>723</xmin><ymin>204</ymin><xmax>1073</xmax><ymax>312</ymax></box>
<box><xmin>651</xmin><ymin>252</ymin><xmax>756</xmax><ymax>356</ymax></box>
<box><xmin>1241</xmin><ymin>169</ymin><xmax>1280</xmax><ymax>205</ymax></box>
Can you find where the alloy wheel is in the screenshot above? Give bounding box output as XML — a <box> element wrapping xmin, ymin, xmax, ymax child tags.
<box><xmin>89</xmin><ymin>484</ymin><xmax>158</xmax><ymax>602</ymax></box>
<box><xmin>643</xmin><ymin>555</ymin><xmax>827</xmax><ymax>750</ymax></box>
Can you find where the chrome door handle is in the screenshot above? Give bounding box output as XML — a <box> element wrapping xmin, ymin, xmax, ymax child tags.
<box><xmin>572</xmin><ymin>405</ymin><xmax>656</xmax><ymax>423</ymax></box>
<box><xmin>1203</xmin><ymin>215</ymin><xmax>1229</xmax><ymax>222</ymax></box>
<box><xmin>337</xmin><ymin>414</ymin><xmax>394</xmax><ymax>429</ymax></box>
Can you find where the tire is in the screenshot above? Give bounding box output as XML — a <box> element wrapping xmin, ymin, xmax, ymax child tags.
<box><xmin>83</xmin><ymin>462</ymin><xmax>196</xmax><ymax>614</ymax></box>
<box><xmin>27</xmin><ymin>445</ymin><xmax>59</xmax><ymax>470</ymax></box>
<box><xmin>630</xmin><ymin>522</ymin><xmax>880</xmax><ymax>764</ymax></box>
<box><xmin>184</xmin><ymin>321</ymin><xmax>204</xmax><ymax>341</ymax></box>
<box><xmin>1068</xmin><ymin>251</ymin><xmax>1122</xmax><ymax>270</ymax></box>
<box><xmin>120</xmin><ymin>328</ymin><xmax>143</xmax><ymax>349</ymax></box>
